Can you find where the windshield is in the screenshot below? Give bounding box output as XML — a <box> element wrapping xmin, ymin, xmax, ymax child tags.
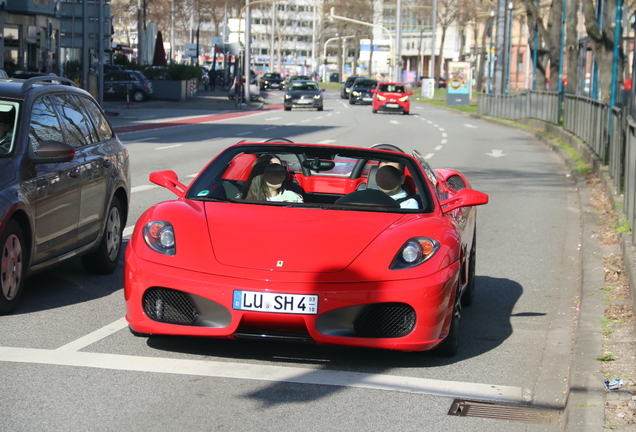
<box><xmin>353</xmin><ymin>79</ymin><xmax>377</xmax><ymax>88</ymax></box>
<box><xmin>0</xmin><ymin>101</ymin><xmax>19</xmax><ymax>157</ymax></box>
<box><xmin>290</xmin><ymin>82</ymin><xmax>318</xmax><ymax>91</ymax></box>
<box><xmin>379</xmin><ymin>84</ymin><xmax>405</xmax><ymax>93</ymax></box>
<box><xmin>187</xmin><ymin>144</ymin><xmax>433</xmax><ymax>213</ymax></box>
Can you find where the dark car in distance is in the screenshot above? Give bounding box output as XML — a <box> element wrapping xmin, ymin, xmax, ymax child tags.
<box><xmin>0</xmin><ymin>76</ymin><xmax>130</xmax><ymax>315</ymax></box>
<box><xmin>260</xmin><ymin>72</ymin><xmax>285</xmax><ymax>90</ymax></box>
<box><xmin>340</xmin><ymin>75</ymin><xmax>359</xmax><ymax>99</ymax></box>
<box><xmin>104</xmin><ymin>70</ymin><xmax>153</xmax><ymax>102</ymax></box>
<box><xmin>284</xmin><ymin>80</ymin><xmax>324</xmax><ymax>111</ymax></box>
<box><xmin>349</xmin><ymin>78</ymin><xmax>378</xmax><ymax>105</ymax></box>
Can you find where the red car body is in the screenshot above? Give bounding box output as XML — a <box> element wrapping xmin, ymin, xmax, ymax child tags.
<box><xmin>371</xmin><ymin>82</ymin><xmax>413</xmax><ymax>115</ymax></box>
<box><xmin>125</xmin><ymin>142</ymin><xmax>488</xmax><ymax>355</ymax></box>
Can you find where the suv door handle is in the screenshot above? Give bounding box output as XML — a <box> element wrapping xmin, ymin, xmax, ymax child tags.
<box><xmin>69</xmin><ymin>169</ymin><xmax>81</xmax><ymax>178</ymax></box>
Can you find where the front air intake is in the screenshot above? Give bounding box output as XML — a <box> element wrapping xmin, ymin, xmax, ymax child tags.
<box><xmin>354</xmin><ymin>303</ymin><xmax>416</xmax><ymax>338</ymax></box>
<box><xmin>143</xmin><ymin>287</ymin><xmax>198</xmax><ymax>325</ymax></box>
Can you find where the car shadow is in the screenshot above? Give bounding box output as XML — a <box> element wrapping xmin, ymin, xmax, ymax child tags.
<box><xmin>145</xmin><ymin>274</ymin><xmax>523</xmax><ymax>407</ymax></box>
<box><xmin>12</xmin><ymin>241</ymin><xmax>129</xmax><ymax>315</ymax></box>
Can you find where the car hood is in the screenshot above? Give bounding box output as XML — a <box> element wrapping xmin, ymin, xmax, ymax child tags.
<box><xmin>204</xmin><ymin>203</ymin><xmax>402</xmax><ymax>272</ymax></box>
<box><xmin>0</xmin><ymin>159</ymin><xmax>15</xmax><ymax>188</ymax></box>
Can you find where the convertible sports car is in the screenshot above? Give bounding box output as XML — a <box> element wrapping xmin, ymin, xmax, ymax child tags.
<box><xmin>125</xmin><ymin>142</ymin><xmax>488</xmax><ymax>356</ymax></box>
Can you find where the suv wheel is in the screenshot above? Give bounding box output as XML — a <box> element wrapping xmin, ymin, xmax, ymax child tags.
<box><xmin>0</xmin><ymin>220</ymin><xmax>26</xmax><ymax>315</ymax></box>
<box><xmin>132</xmin><ymin>90</ymin><xmax>145</xmax><ymax>102</ymax></box>
<box><xmin>82</xmin><ymin>197</ymin><xmax>123</xmax><ymax>275</ymax></box>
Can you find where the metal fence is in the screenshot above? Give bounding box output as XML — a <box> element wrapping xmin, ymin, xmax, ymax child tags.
<box><xmin>478</xmin><ymin>90</ymin><xmax>636</xmax><ymax>245</ymax></box>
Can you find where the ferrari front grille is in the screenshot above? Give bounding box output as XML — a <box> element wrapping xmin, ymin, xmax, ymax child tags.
<box><xmin>353</xmin><ymin>303</ymin><xmax>416</xmax><ymax>338</ymax></box>
<box><xmin>143</xmin><ymin>287</ymin><xmax>199</xmax><ymax>325</ymax></box>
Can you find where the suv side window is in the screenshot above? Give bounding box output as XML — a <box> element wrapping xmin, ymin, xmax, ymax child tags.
<box><xmin>80</xmin><ymin>96</ymin><xmax>113</xmax><ymax>141</ymax></box>
<box><xmin>51</xmin><ymin>94</ymin><xmax>99</xmax><ymax>147</ymax></box>
<box><xmin>28</xmin><ymin>96</ymin><xmax>65</xmax><ymax>153</ymax></box>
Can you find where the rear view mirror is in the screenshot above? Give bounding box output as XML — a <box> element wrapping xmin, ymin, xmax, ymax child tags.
<box><xmin>302</xmin><ymin>158</ymin><xmax>336</xmax><ymax>171</ymax></box>
<box><xmin>440</xmin><ymin>189</ymin><xmax>489</xmax><ymax>214</ymax></box>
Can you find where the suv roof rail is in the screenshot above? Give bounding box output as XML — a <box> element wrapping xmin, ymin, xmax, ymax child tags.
<box><xmin>20</xmin><ymin>76</ymin><xmax>78</xmax><ymax>93</ymax></box>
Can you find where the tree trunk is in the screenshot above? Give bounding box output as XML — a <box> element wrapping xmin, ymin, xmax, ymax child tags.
<box><xmin>581</xmin><ymin>0</ymin><xmax>616</xmax><ymax>102</ymax></box>
<box><xmin>437</xmin><ymin>25</ymin><xmax>447</xmax><ymax>78</ymax></box>
<box><xmin>565</xmin><ymin>0</ymin><xmax>578</xmax><ymax>94</ymax></box>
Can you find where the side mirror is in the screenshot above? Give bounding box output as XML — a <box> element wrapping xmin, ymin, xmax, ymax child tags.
<box><xmin>30</xmin><ymin>140</ymin><xmax>75</xmax><ymax>164</ymax></box>
<box><xmin>407</xmin><ymin>91</ymin><xmax>414</xmax><ymax>96</ymax></box>
<box><xmin>370</xmin><ymin>89</ymin><xmax>376</xmax><ymax>94</ymax></box>
<box><xmin>440</xmin><ymin>189</ymin><xmax>489</xmax><ymax>214</ymax></box>
<box><xmin>149</xmin><ymin>170</ymin><xmax>187</xmax><ymax>198</ymax></box>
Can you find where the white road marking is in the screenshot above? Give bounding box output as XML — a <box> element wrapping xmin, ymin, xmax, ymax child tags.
<box><xmin>433</xmin><ymin>124</ymin><xmax>439</xmax><ymax>127</ymax></box>
<box><xmin>265</xmin><ymin>117</ymin><xmax>282</xmax><ymax>121</ymax></box>
<box><xmin>237</xmin><ymin>131</ymin><xmax>253</xmax><ymax>136</ymax></box>
<box><xmin>56</xmin><ymin>318</ymin><xmax>128</xmax><ymax>352</ymax></box>
<box><xmin>427</xmin><ymin>120</ymin><xmax>433</xmax><ymax>124</ymax></box>
<box><xmin>441</xmin><ymin>139</ymin><xmax>447</xmax><ymax>144</ymax></box>
<box><xmin>0</xmin><ymin>345</ymin><xmax>528</xmax><ymax>404</ymax></box>
<box><xmin>326</xmin><ymin>114</ymin><xmax>333</xmax><ymax>117</ymax></box>
<box><xmin>438</xmin><ymin>128</ymin><xmax>445</xmax><ymax>131</ymax></box>
<box><xmin>316</xmin><ymin>116</ymin><xmax>323</xmax><ymax>120</ymax></box>
<box><xmin>123</xmin><ymin>226</ymin><xmax>134</xmax><ymax>237</ymax></box>
<box><xmin>464</xmin><ymin>124</ymin><xmax>478</xmax><ymax>128</ymax></box>
<box><xmin>302</xmin><ymin>119</ymin><xmax>311</xmax><ymax>123</ymax></box>
<box><xmin>317</xmin><ymin>139</ymin><xmax>336</xmax><ymax>144</ymax></box>
<box><xmin>390</xmin><ymin>120</ymin><xmax>401</xmax><ymax>125</ymax></box>
<box><xmin>435</xmin><ymin>146</ymin><xmax>443</xmax><ymax>150</ymax></box>
<box><xmin>442</xmin><ymin>132</ymin><xmax>448</xmax><ymax>138</ymax></box>
<box><xmin>131</xmin><ymin>185</ymin><xmax>159</xmax><ymax>193</ymax></box>
<box><xmin>487</xmin><ymin>149</ymin><xmax>507</xmax><ymax>158</ymax></box>
<box><xmin>264</xmin><ymin>126</ymin><xmax>278</xmax><ymax>130</ymax></box>
<box><xmin>286</xmin><ymin>123</ymin><xmax>296</xmax><ymax>126</ymax></box>
<box><xmin>424</xmin><ymin>153</ymin><xmax>435</xmax><ymax>159</ymax></box>
<box><xmin>155</xmin><ymin>144</ymin><xmax>182</xmax><ymax>150</ymax></box>
<box><xmin>123</xmin><ymin>137</ymin><xmax>156</xmax><ymax>144</ymax></box>
<box><xmin>186</xmin><ymin>173</ymin><xmax>198</xmax><ymax>178</ymax></box>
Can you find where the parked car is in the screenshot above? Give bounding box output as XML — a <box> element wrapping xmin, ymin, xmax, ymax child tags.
<box><xmin>371</xmin><ymin>82</ymin><xmax>413</xmax><ymax>115</ymax></box>
<box><xmin>284</xmin><ymin>80</ymin><xmax>324</xmax><ymax>111</ymax></box>
<box><xmin>104</xmin><ymin>70</ymin><xmax>153</xmax><ymax>102</ymax></box>
<box><xmin>340</xmin><ymin>75</ymin><xmax>359</xmax><ymax>99</ymax></box>
<box><xmin>349</xmin><ymin>78</ymin><xmax>378</xmax><ymax>105</ymax></box>
<box><xmin>125</xmin><ymin>141</ymin><xmax>487</xmax><ymax>356</ymax></box>
<box><xmin>0</xmin><ymin>76</ymin><xmax>130</xmax><ymax>315</ymax></box>
<box><xmin>260</xmin><ymin>72</ymin><xmax>285</xmax><ymax>90</ymax></box>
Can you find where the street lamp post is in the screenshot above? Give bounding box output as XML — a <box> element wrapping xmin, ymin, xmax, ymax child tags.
<box><xmin>322</xmin><ymin>35</ymin><xmax>355</xmax><ymax>82</ymax></box>
<box><xmin>487</xmin><ymin>10</ymin><xmax>495</xmax><ymax>95</ymax></box>
<box><xmin>504</xmin><ymin>1</ymin><xmax>513</xmax><ymax>95</ymax></box>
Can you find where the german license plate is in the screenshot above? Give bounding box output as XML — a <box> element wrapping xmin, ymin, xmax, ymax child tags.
<box><xmin>233</xmin><ymin>291</ymin><xmax>318</xmax><ymax>314</ymax></box>
<box><xmin>363</xmin><ymin>97</ymin><xmax>373</xmax><ymax>102</ymax></box>
<box><xmin>386</xmin><ymin>103</ymin><xmax>399</xmax><ymax>108</ymax></box>
<box><xmin>297</xmin><ymin>99</ymin><xmax>313</xmax><ymax>104</ymax></box>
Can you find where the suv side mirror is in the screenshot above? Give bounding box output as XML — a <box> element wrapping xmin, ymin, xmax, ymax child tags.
<box><xmin>30</xmin><ymin>140</ymin><xmax>75</xmax><ymax>164</ymax></box>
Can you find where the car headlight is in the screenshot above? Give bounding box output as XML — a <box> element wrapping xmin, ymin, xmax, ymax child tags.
<box><xmin>314</xmin><ymin>94</ymin><xmax>321</xmax><ymax>99</ymax></box>
<box><xmin>345</xmin><ymin>88</ymin><xmax>351</xmax><ymax>93</ymax></box>
<box><xmin>390</xmin><ymin>237</ymin><xmax>439</xmax><ymax>270</ymax></box>
<box><xmin>143</xmin><ymin>221</ymin><xmax>176</xmax><ymax>256</ymax></box>
<box><xmin>376</xmin><ymin>95</ymin><xmax>386</xmax><ymax>101</ymax></box>
<box><xmin>398</xmin><ymin>96</ymin><xmax>409</xmax><ymax>102</ymax></box>
<box><xmin>352</xmin><ymin>91</ymin><xmax>360</xmax><ymax>96</ymax></box>
<box><xmin>285</xmin><ymin>94</ymin><xmax>291</xmax><ymax>99</ymax></box>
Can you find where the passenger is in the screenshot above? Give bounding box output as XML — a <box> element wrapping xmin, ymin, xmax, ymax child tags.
<box><xmin>246</xmin><ymin>163</ymin><xmax>303</xmax><ymax>202</ymax></box>
<box><xmin>375</xmin><ymin>164</ymin><xmax>419</xmax><ymax>209</ymax></box>
<box><xmin>242</xmin><ymin>153</ymin><xmax>281</xmax><ymax>198</ymax></box>
<box><xmin>0</xmin><ymin>107</ymin><xmax>15</xmax><ymax>154</ymax></box>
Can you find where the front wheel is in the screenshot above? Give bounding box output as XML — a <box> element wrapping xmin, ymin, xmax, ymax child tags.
<box><xmin>349</xmin><ymin>99</ymin><xmax>356</xmax><ymax>105</ymax></box>
<box><xmin>82</xmin><ymin>197</ymin><xmax>124</xmax><ymax>275</ymax></box>
<box><xmin>433</xmin><ymin>281</ymin><xmax>461</xmax><ymax>357</ymax></box>
<box><xmin>461</xmin><ymin>230</ymin><xmax>477</xmax><ymax>307</ymax></box>
<box><xmin>284</xmin><ymin>106</ymin><xmax>292</xmax><ymax>111</ymax></box>
<box><xmin>372</xmin><ymin>109</ymin><xmax>377</xmax><ymax>114</ymax></box>
<box><xmin>317</xmin><ymin>106</ymin><xmax>323</xmax><ymax>111</ymax></box>
<box><xmin>0</xmin><ymin>220</ymin><xmax>26</xmax><ymax>315</ymax></box>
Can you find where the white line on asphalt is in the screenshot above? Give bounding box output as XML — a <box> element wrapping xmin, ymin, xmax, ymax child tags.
<box><xmin>123</xmin><ymin>226</ymin><xmax>134</xmax><ymax>237</ymax></box>
<box><xmin>326</xmin><ymin>114</ymin><xmax>332</xmax><ymax>117</ymax></box>
<box><xmin>442</xmin><ymin>132</ymin><xmax>448</xmax><ymax>138</ymax></box>
<box><xmin>433</xmin><ymin>124</ymin><xmax>438</xmax><ymax>127</ymax></box>
<box><xmin>427</xmin><ymin>120</ymin><xmax>433</xmax><ymax>124</ymax></box>
<box><xmin>435</xmin><ymin>146</ymin><xmax>443</xmax><ymax>150</ymax></box>
<box><xmin>424</xmin><ymin>153</ymin><xmax>434</xmax><ymax>159</ymax></box>
<box><xmin>155</xmin><ymin>144</ymin><xmax>183</xmax><ymax>150</ymax></box>
<box><xmin>317</xmin><ymin>139</ymin><xmax>336</xmax><ymax>144</ymax></box>
<box><xmin>302</xmin><ymin>119</ymin><xmax>311</xmax><ymax>123</ymax></box>
<box><xmin>131</xmin><ymin>185</ymin><xmax>159</xmax><ymax>193</ymax></box>
<box><xmin>237</xmin><ymin>131</ymin><xmax>253</xmax><ymax>135</ymax></box>
<box><xmin>123</xmin><ymin>137</ymin><xmax>157</xmax><ymax>144</ymax></box>
<box><xmin>390</xmin><ymin>120</ymin><xmax>401</xmax><ymax>125</ymax></box>
<box><xmin>286</xmin><ymin>123</ymin><xmax>296</xmax><ymax>126</ymax></box>
<box><xmin>441</xmin><ymin>139</ymin><xmax>447</xmax><ymax>144</ymax></box>
<box><xmin>55</xmin><ymin>318</ymin><xmax>128</xmax><ymax>352</ymax></box>
<box><xmin>438</xmin><ymin>128</ymin><xmax>445</xmax><ymax>131</ymax></box>
<box><xmin>0</xmin><ymin>345</ymin><xmax>528</xmax><ymax>404</ymax></box>
<box><xmin>186</xmin><ymin>173</ymin><xmax>198</xmax><ymax>178</ymax></box>
<box><xmin>265</xmin><ymin>117</ymin><xmax>282</xmax><ymax>121</ymax></box>
<box><xmin>316</xmin><ymin>116</ymin><xmax>323</xmax><ymax>120</ymax></box>
<box><xmin>464</xmin><ymin>124</ymin><xmax>478</xmax><ymax>128</ymax></box>
<box><xmin>264</xmin><ymin>126</ymin><xmax>278</xmax><ymax>130</ymax></box>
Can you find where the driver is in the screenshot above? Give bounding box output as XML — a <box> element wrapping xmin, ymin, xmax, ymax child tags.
<box><xmin>0</xmin><ymin>107</ymin><xmax>15</xmax><ymax>154</ymax></box>
<box><xmin>376</xmin><ymin>164</ymin><xmax>419</xmax><ymax>209</ymax></box>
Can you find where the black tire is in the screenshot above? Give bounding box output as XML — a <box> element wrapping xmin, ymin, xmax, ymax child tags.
<box><xmin>372</xmin><ymin>109</ymin><xmax>377</xmax><ymax>114</ymax></box>
<box><xmin>82</xmin><ymin>197</ymin><xmax>123</xmax><ymax>275</ymax></box>
<box><xmin>403</xmin><ymin>111</ymin><xmax>409</xmax><ymax>115</ymax></box>
<box><xmin>129</xmin><ymin>326</ymin><xmax>151</xmax><ymax>337</ymax></box>
<box><xmin>132</xmin><ymin>90</ymin><xmax>145</xmax><ymax>102</ymax></box>
<box><xmin>284</xmin><ymin>106</ymin><xmax>292</xmax><ymax>111</ymax></box>
<box><xmin>0</xmin><ymin>220</ymin><xmax>26</xmax><ymax>315</ymax></box>
<box><xmin>461</xmin><ymin>230</ymin><xmax>477</xmax><ymax>307</ymax></box>
<box><xmin>317</xmin><ymin>106</ymin><xmax>323</xmax><ymax>111</ymax></box>
<box><xmin>349</xmin><ymin>98</ymin><xmax>356</xmax><ymax>105</ymax></box>
<box><xmin>433</xmin><ymin>282</ymin><xmax>461</xmax><ymax>357</ymax></box>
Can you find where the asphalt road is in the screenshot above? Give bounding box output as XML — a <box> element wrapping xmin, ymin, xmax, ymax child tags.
<box><xmin>0</xmin><ymin>90</ymin><xmax>581</xmax><ymax>431</ymax></box>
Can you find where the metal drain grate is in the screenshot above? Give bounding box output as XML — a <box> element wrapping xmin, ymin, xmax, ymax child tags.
<box><xmin>448</xmin><ymin>399</ymin><xmax>560</xmax><ymax>425</ymax></box>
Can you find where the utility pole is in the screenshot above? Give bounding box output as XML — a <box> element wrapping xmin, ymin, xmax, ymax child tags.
<box><xmin>244</xmin><ymin>0</ymin><xmax>252</xmax><ymax>103</ymax></box>
<box><xmin>395</xmin><ymin>0</ymin><xmax>402</xmax><ymax>81</ymax></box>
<box><xmin>430</xmin><ymin>0</ymin><xmax>437</xmax><ymax>81</ymax></box>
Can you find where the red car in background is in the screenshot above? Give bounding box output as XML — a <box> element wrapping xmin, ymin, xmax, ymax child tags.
<box><xmin>371</xmin><ymin>82</ymin><xmax>413</xmax><ymax>115</ymax></box>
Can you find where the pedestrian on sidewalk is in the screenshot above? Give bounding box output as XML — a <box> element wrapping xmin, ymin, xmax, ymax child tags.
<box><xmin>236</xmin><ymin>75</ymin><xmax>246</xmax><ymax>106</ymax></box>
<box><xmin>209</xmin><ymin>69</ymin><xmax>217</xmax><ymax>91</ymax></box>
